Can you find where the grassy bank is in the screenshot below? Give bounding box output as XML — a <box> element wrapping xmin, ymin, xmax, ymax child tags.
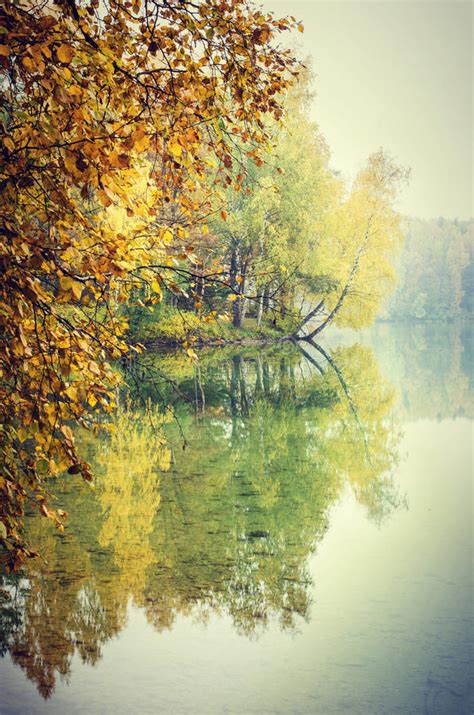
<box><xmin>128</xmin><ymin>307</ymin><xmax>294</xmax><ymax>347</ymax></box>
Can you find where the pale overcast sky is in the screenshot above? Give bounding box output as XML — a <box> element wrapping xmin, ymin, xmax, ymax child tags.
<box><xmin>262</xmin><ymin>1</ymin><xmax>472</xmax><ymax>219</ymax></box>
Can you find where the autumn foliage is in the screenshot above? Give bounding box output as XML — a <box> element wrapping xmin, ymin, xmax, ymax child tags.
<box><xmin>0</xmin><ymin>0</ymin><xmax>299</xmax><ymax>568</ymax></box>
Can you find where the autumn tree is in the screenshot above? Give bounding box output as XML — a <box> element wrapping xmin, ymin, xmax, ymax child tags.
<box><xmin>113</xmin><ymin>73</ymin><xmax>408</xmax><ymax>341</ymax></box>
<box><xmin>295</xmin><ymin>150</ymin><xmax>409</xmax><ymax>339</ymax></box>
<box><xmin>0</xmin><ymin>0</ymin><xmax>300</xmax><ymax>568</ymax></box>
<box><xmin>206</xmin><ymin>67</ymin><xmax>338</xmax><ymax>329</ymax></box>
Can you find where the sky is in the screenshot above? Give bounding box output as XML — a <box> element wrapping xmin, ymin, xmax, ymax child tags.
<box><xmin>262</xmin><ymin>0</ymin><xmax>472</xmax><ymax>219</ymax></box>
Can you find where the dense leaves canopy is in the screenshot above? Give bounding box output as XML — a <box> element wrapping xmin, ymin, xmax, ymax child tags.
<box><xmin>0</xmin><ymin>0</ymin><xmax>299</xmax><ymax>568</ymax></box>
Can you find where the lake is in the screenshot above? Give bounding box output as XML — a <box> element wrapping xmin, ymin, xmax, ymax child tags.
<box><xmin>0</xmin><ymin>323</ymin><xmax>472</xmax><ymax>714</ymax></box>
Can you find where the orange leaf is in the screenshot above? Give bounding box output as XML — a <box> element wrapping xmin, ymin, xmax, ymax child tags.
<box><xmin>57</xmin><ymin>44</ymin><xmax>73</xmax><ymax>64</ymax></box>
<box><xmin>60</xmin><ymin>425</ymin><xmax>74</xmax><ymax>442</ymax></box>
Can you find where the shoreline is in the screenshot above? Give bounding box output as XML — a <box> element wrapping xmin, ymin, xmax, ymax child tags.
<box><xmin>142</xmin><ymin>334</ymin><xmax>292</xmax><ymax>350</ymax></box>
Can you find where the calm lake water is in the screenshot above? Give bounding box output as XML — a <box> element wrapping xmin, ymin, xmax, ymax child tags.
<box><xmin>0</xmin><ymin>323</ymin><xmax>472</xmax><ymax>714</ymax></box>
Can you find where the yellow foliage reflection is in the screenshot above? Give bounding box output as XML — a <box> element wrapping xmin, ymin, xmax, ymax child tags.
<box><xmin>0</xmin><ymin>344</ymin><xmax>405</xmax><ymax>696</ymax></box>
<box><xmin>96</xmin><ymin>402</ymin><xmax>171</xmax><ymax>605</ymax></box>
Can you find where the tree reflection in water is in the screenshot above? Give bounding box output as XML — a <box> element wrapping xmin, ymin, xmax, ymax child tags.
<box><xmin>0</xmin><ymin>341</ymin><xmax>404</xmax><ymax>697</ymax></box>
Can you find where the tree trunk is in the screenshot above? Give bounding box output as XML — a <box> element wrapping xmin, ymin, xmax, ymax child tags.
<box><xmin>230</xmin><ymin>356</ymin><xmax>239</xmax><ymax>417</ymax></box>
<box><xmin>310</xmin><ymin>341</ymin><xmax>369</xmax><ymax>456</ymax></box>
<box><xmin>229</xmin><ymin>247</ymin><xmax>242</xmax><ymax>328</ymax></box>
<box><xmin>262</xmin><ymin>361</ymin><xmax>271</xmax><ymax>397</ymax></box>
<box><xmin>263</xmin><ymin>284</ymin><xmax>270</xmax><ymax>311</ymax></box>
<box><xmin>292</xmin><ymin>298</ymin><xmax>325</xmax><ymax>337</ymax></box>
<box><xmin>194</xmin><ymin>270</ymin><xmax>205</xmax><ymax>313</ymax></box>
<box><xmin>255</xmin><ymin>356</ymin><xmax>263</xmax><ymax>394</ymax></box>
<box><xmin>233</xmin><ymin>265</ymin><xmax>247</xmax><ymax>328</ymax></box>
<box><xmin>300</xmin><ymin>244</ymin><xmax>365</xmax><ymax>340</ymax></box>
<box><xmin>256</xmin><ymin>292</ymin><xmax>264</xmax><ymax>327</ymax></box>
<box><xmin>194</xmin><ymin>364</ymin><xmax>205</xmax><ymax>413</ymax></box>
<box><xmin>232</xmin><ymin>298</ymin><xmax>242</xmax><ymax>328</ymax></box>
<box><xmin>240</xmin><ymin>295</ymin><xmax>248</xmax><ymax>325</ymax></box>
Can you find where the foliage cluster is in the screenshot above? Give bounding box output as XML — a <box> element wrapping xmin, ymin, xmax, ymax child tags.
<box><xmin>0</xmin><ymin>0</ymin><xmax>409</xmax><ymax>568</ymax></box>
<box><xmin>0</xmin><ymin>0</ymin><xmax>299</xmax><ymax>568</ymax></box>
<box><xmin>138</xmin><ymin>73</ymin><xmax>409</xmax><ymax>338</ymax></box>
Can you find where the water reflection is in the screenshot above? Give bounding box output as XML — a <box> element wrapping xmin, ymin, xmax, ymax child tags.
<box><xmin>0</xmin><ymin>339</ymin><xmax>412</xmax><ymax>698</ymax></box>
<box><xmin>333</xmin><ymin>322</ymin><xmax>473</xmax><ymax>421</ymax></box>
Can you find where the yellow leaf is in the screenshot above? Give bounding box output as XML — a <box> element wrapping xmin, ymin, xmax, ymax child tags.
<box><xmin>98</xmin><ymin>189</ymin><xmax>113</xmax><ymax>207</ymax></box>
<box><xmin>59</xmin><ymin>276</ymin><xmax>82</xmax><ymax>300</ymax></box>
<box><xmin>168</xmin><ymin>139</ymin><xmax>182</xmax><ymax>158</ymax></box>
<box><xmin>227</xmin><ymin>294</ymin><xmax>237</xmax><ymax>301</ymax></box>
<box><xmin>22</xmin><ymin>56</ymin><xmax>35</xmax><ymax>72</ymax></box>
<box><xmin>71</xmin><ymin>281</ymin><xmax>82</xmax><ymax>300</ymax></box>
<box><xmin>63</xmin><ymin>152</ymin><xmax>77</xmax><ymax>174</ymax></box>
<box><xmin>57</xmin><ymin>44</ymin><xmax>73</xmax><ymax>64</ymax></box>
<box><xmin>17</xmin><ymin>428</ymin><xmax>28</xmax><ymax>442</ymax></box>
<box><xmin>65</xmin><ymin>385</ymin><xmax>78</xmax><ymax>401</ymax></box>
<box><xmin>0</xmin><ymin>45</ymin><xmax>11</xmax><ymax>57</ymax></box>
<box><xmin>151</xmin><ymin>279</ymin><xmax>161</xmax><ymax>294</ymax></box>
<box><xmin>109</xmin><ymin>150</ymin><xmax>130</xmax><ymax>169</ymax></box>
<box><xmin>60</xmin><ymin>424</ymin><xmax>74</xmax><ymax>442</ymax></box>
<box><xmin>132</xmin><ymin>129</ymin><xmax>150</xmax><ymax>152</ymax></box>
<box><xmin>3</xmin><ymin>137</ymin><xmax>14</xmax><ymax>152</ymax></box>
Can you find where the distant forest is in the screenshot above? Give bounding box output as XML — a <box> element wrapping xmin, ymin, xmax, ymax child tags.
<box><xmin>382</xmin><ymin>218</ymin><xmax>473</xmax><ymax>321</ymax></box>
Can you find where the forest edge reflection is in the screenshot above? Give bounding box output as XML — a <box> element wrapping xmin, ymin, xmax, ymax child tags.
<box><xmin>1</xmin><ymin>324</ymin><xmax>471</xmax><ymax>700</ymax></box>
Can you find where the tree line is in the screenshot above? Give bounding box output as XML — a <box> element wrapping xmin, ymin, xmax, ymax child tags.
<box><xmin>128</xmin><ymin>71</ymin><xmax>409</xmax><ymax>341</ymax></box>
<box><xmin>381</xmin><ymin>218</ymin><xmax>473</xmax><ymax>321</ymax></box>
<box><xmin>0</xmin><ymin>0</ymin><xmax>407</xmax><ymax>568</ymax></box>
